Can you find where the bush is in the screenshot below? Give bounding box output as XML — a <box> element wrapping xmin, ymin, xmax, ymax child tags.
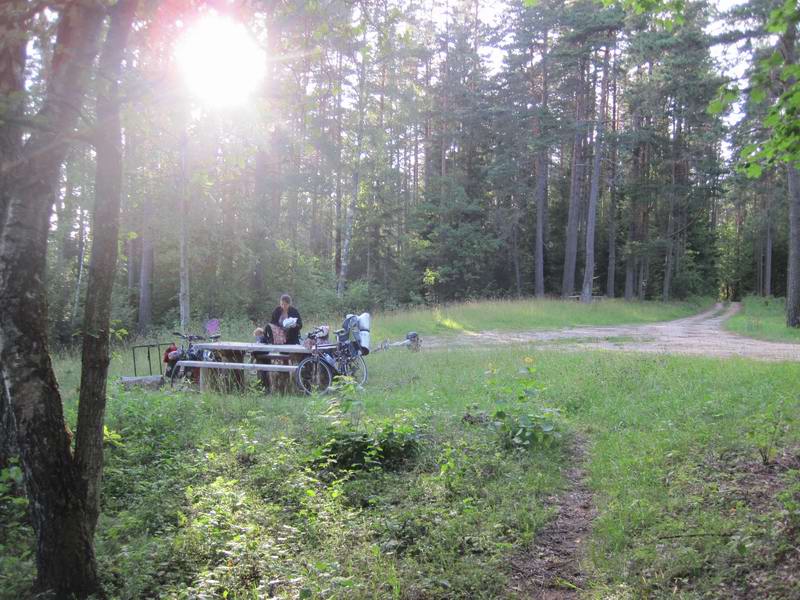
<box><xmin>312</xmin><ymin>421</ymin><xmax>420</xmax><ymax>473</ymax></box>
<box><xmin>491</xmin><ymin>408</ymin><xmax>560</xmax><ymax>451</ymax></box>
<box><xmin>480</xmin><ymin>358</ymin><xmax>562</xmax><ymax>452</ymax></box>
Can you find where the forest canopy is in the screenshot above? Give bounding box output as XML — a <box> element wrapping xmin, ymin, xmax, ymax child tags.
<box><xmin>13</xmin><ymin>0</ymin><xmax>793</xmax><ymax>342</ymax></box>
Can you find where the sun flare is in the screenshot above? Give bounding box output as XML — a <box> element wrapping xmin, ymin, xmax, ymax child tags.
<box><xmin>174</xmin><ymin>14</ymin><xmax>265</xmax><ymax>108</ymax></box>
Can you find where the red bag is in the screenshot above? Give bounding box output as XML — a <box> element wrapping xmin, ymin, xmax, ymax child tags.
<box><xmin>269</xmin><ymin>324</ymin><xmax>287</xmax><ymax>345</ymax></box>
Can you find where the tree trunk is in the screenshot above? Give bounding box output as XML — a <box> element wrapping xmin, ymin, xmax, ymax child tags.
<box><xmin>0</xmin><ymin>383</ymin><xmax>17</xmax><ymax>470</ymax></box>
<box><xmin>765</xmin><ymin>194</ymin><xmax>772</xmax><ymax>296</ymax></box>
<box><xmin>581</xmin><ymin>45</ymin><xmax>610</xmax><ymax>303</ymax></box>
<box><xmin>638</xmin><ymin>205</ymin><xmax>650</xmax><ymax>300</ymax></box>
<box><xmin>562</xmin><ymin>59</ymin><xmax>586</xmax><ymax>297</ymax></box>
<box><xmin>178</xmin><ymin>130</ymin><xmax>191</xmax><ymax>332</ymax></box>
<box><xmin>337</xmin><ymin>19</ymin><xmax>368</xmax><ymax>298</ymax></box>
<box><xmin>0</xmin><ymin>1</ymin><xmax>28</xmax><ymax>470</ymax></box>
<box><xmin>606</xmin><ymin>52</ymin><xmax>618</xmax><ymax>298</ymax></box>
<box><xmin>334</xmin><ymin>50</ymin><xmax>344</xmax><ymax>276</ymax></box>
<box><xmin>788</xmin><ymin>165</ymin><xmax>800</xmax><ymax>325</ymax></box>
<box><xmin>126</xmin><ymin>236</ymin><xmax>136</xmax><ymax>298</ymax></box>
<box><xmin>71</xmin><ymin>208</ymin><xmax>88</xmax><ymax>326</ymax></box>
<box><xmin>137</xmin><ymin>222</ymin><xmax>153</xmax><ymax>333</ymax></box>
<box><xmin>662</xmin><ymin>121</ymin><xmax>680</xmax><ymax>302</ymax></box>
<box><xmin>512</xmin><ymin>219</ymin><xmax>522</xmax><ymax>295</ymax></box>
<box><xmin>534</xmin><ymin>30</ymin><xmax>549</xmax><ymax>298</ymax></box>
<box><xmin>250</xmin><ymin>148</ymin><xmax>269</xmax><ymax>312</ymax></box>
<box><xmin>0</xmin><ymin>3</ymin><xmax>106</xmax><ymax>596</ymax></box>
<box><xmin>75</xmin><ymin>0</ymin><xmax>137</xmax><ymax>542</ymax></box>
<box><xmin>783</xmin><ymin>22</ymin><xmax>800</xmax><ymax>325</ymax></box>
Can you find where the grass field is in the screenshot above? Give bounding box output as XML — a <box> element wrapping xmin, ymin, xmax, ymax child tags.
<box><xmin>725</xmin><ymin>295</ymin><xmax>800</xmax><ymax>344</ymax></box>
<box><xmin>372</xmin><ymin>296</ymin><xmax>709</xmax><ymax>341</ymax></box>
<box><xmin>4</xmin><ymin>339</ymin><xmax>799</xmax><ymax>598</ymax></box>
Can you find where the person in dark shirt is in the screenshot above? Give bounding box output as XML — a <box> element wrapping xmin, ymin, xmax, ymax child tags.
<box><xmin>268</xmin><ymin>293</ymin><xmax>303</xmax><ymax>345</ymax></box>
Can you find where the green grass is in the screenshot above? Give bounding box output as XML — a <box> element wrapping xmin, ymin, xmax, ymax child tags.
<box><xmin>548</xmin><ymin>353</ymin><xmax>800</xmax><ymax>598</ymax></box>
<box><xmin>725</xmin><ymin>295</ymin><xmax>800</xmax><ymax>344</ymax></box>
<box><xmin>5</xmin><ymin>350</ymin><xmax>569</xmax><ymax>599</ymax></box>
<box><xmin>4</xmin><ymin>342</ymin><xmax>798</xmax><ymax>598</ymax></box>
<box><xmin>359</xmin><ymin>297</ymin><xmax>709</xmax><ymax>341</ymax></box>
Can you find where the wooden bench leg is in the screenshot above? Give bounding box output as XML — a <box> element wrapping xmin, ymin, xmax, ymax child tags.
<box><xmin>253</xmin><ymin>355</ymin><xmax>272</xmax><ymax>393</ymax></box>
<box><xmin>267</xmin><ymin>355</ymin><xmax>293</xmax><ymax>394</ymax></box>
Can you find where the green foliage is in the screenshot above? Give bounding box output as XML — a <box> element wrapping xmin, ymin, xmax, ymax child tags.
<box><xmin>4</xmin><ymin>347</ymin><xmax>578</xmax><ymax>598</ymax></box>
<box><xmin>776</xmin><ymin>469</ymin><xmax>800</xmax><ymax>530</ymax></box>
<box><xmin>492</xmin><ymin>408</ymin><xmax>560</xmax><ymax>451</ymax></box>
<box><xmin>746</xmin><ymin>396</ymin><xmax>794</xmax><ymax>465</ymax></box>
<box><xmin>312</xmin><ymin>389</ymin><xmax>421</xmax><ymax>473</ymax></box>
<box><xmin>312</xmin><ymin>420</ymin><xmax>421</xmax><ymax>473</ymax></box>
<box><xmin>731</xmin><ymin>5</ymin><xmax>800</xmax><ymax>174</ymax></box>
<box><xmin>482</xmin><ymin>359</ymin><xmax>562</xmax><ymax>451</ymax></box>
<box><xmin>0</xmin><ymin>461</ymin><xmax>34</xmax><ymax>598</ymax></box>
<box><xmin>726</xmin><ymin>295</ymin><xmax>800</xmax><ymax>343</ymax></box>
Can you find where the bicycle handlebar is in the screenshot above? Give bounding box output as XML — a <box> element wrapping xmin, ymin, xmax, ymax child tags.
<box><xmin>172</xmin><ymin>332</ymin><xmax>208</xmax><ymax>342</ymax></box>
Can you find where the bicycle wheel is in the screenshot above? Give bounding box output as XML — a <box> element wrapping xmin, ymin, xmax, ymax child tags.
<box><xmin>342</xmin><ymin>354</ymin><xmax>368</xmax><ymax>386</ymax></box>
<box><xmin>294</xmin><ymin>357</ymin><xmax>333</xmax><ymax>395</ymax></box>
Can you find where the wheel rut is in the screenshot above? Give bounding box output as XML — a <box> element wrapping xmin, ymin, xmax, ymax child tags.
<box><xmin>508</xmin><ymin>440</ymin><xmax>594</xmax><ymax>599</ymax></box>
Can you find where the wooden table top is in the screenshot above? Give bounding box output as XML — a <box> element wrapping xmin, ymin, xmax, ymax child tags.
<box><xmin>192</xmin><ymin>341</ymin><xmax>311</xmax><ymax>354</ymax></box>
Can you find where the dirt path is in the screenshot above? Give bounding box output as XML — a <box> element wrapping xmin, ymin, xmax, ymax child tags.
<box><xmin>424</xmin><ymin>302</ymin><xmax>800</xmax><ymax>361</ymax></box>
<box><xmin>508</xmin><ymin>441</ymin><xmax>595</xmax><ymax>599</ymax></box>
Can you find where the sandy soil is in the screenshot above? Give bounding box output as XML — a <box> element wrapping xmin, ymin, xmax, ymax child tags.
<box><xmin>423</xmin><ymin>303</ymin><xmax>800</xmax><ymax>362</ymax></box>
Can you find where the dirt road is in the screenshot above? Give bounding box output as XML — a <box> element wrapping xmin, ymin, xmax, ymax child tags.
<box><xmin>424</xmin><ymin>303</ymin><xmax>800</xmax><ymax>362</ymax></box>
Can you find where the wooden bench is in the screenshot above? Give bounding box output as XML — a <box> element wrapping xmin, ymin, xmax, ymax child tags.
<box><xmin>187</xmin><ymin>341</ymin><xmax>313</xmax><ymax>393</ymax></box>
<box><xmin>175</xmin><ymin>359</ymin><xmax>298</xmax><ymax>392</ymax></box>
<box><xmin>175</xmin><ymin>360</ymin><xmax>298</xmax><ymax>373</ymax></box>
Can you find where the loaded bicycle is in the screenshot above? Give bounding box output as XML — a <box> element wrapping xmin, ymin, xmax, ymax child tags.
<box><xmin>295</xmin><ymin>315</ymin><xmax>369</xmax><ymax>394</ymax></box>
<box><xmin>168</xmin><ymin>331</ymin><xmax>220</xmax><ymax>388</ymax></box>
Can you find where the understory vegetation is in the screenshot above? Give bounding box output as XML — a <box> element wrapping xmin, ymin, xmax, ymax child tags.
<box><xmin>725</xmin><ymin>295</ymin><xmax>800</xmax><ymax>344</ymax></box>
<box><xmin>3</xmin><ymin>346</ymin><xmax>799</xmax><ymax>598</ymax></box>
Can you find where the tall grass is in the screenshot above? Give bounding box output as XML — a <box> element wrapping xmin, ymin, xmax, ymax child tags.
<box><xmin>726</xmin><ymin>295</ymin><xmax>800</xmax><ymax>343</ymax></box>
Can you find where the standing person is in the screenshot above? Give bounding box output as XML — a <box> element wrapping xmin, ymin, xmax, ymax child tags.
<box><xmin>269</xmin><ymin>294</ymin><xmax>303</xmax><ymax>345</ymax></box>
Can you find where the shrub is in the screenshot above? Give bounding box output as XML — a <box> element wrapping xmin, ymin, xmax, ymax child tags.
<box><xmin>313</xmin><ymin>421</ymin><xmax>420</xmax><ymax>473</ymax></box>
<box><xmin>491</xmin><ymin>408</ymin><xmax>560</xmax><ymax>451</ymax></box>
<box><xmin>481</xmin><ymin>357</ymin><xmax>562</xmax><ymax>451</ymax></box>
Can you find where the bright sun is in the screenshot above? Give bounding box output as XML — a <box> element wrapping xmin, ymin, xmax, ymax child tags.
<box><xmin>175</xmin><ymin>14</ymin><xmax>266</xmax><ymax>108</ymax></box>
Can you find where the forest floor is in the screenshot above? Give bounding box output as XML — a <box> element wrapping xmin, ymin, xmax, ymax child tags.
<box><xmin>424</xmin><ymin>302</ymin><xmax>800</xmax><ymax>361</ymax></box>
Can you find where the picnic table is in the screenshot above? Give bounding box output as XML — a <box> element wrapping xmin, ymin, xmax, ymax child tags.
<box><xmin>180</xmin><ymin>341</ymin><xmax>313</xmax><ymax>392</ymax></box>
